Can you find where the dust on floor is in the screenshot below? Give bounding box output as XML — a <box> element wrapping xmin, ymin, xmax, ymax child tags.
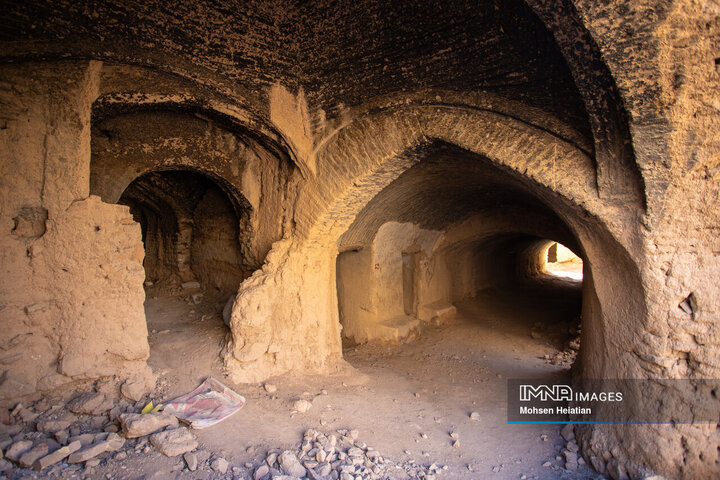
<box><xmin>1</xmin><ymin>284</ymin><xmax>602</xmax><ymax>479</ymax></box>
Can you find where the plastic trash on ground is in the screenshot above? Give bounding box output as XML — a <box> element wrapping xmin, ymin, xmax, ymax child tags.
<box><xmin>163</xmin><ymin>377</ymin><xmax>246</xmax><ymax>429</ymax></box>
<box><xmin>141</xmin><ymin>401</ymin><xmax>163</xmax><ymax>414</ymax></box>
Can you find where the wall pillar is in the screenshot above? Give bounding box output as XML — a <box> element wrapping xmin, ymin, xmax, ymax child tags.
<box><xmin>0</xmin><ymin>61</ymin><xmax>153</xmax><ymax>399</ymax></box>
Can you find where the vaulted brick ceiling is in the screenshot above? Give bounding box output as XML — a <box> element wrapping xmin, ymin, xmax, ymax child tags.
<box><xmin>1</xmin><ymin>0</ymin><xmax>591</xmax><ymax>143</ymax></box>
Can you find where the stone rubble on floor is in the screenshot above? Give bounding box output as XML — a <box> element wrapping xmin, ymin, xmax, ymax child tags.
<box><xmin>559</xmin><ymin>424</ymin><xmax>582</xmax><ymax>471</ymax></box>
<box><xmin>539</xmin><ymin>324</ymin><xmax>581</xmax><ymax>367</ymax></box>
<box><xmin>252</xmin><ymin>428</ymin><xmax>448</xmax><ymax>480</ymax></box>
<box><xmin>0</xmin><ymin>379</ymin><xmax>204</xmax><ymax>476</ymax></box>
<box><xmin>0</xmin><ymin>382</ymin><xmax>604</xmax><ymax>480</ymax></box>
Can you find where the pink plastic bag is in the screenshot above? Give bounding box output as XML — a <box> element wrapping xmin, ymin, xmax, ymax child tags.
<box><xmin>163</xmin><ymin>377</ymin><xmax>246</xmax><ymax>429</ymax></box>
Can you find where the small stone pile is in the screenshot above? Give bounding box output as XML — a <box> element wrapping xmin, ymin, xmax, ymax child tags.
<box><xmin>0</xmin><ymin>386</ymin><xmax>199</xmax><ymax>476</ymax></box>
<box><xmin>560</xmin><ymin>424</ymin><xmax>585</xmax><ymax>471</ymax></box>
<box><xmin>543</xmin><ymin>332</ymin><xmax>581</xmax><ymax>366</ymax></box>
<box><xmin>254</xmin><ymin>428</ymin><xmax>447</xmax><ymax>480</ymax></box>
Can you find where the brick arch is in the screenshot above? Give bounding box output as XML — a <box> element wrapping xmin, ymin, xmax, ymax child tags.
<box><xmin>292</xmin><ymin>106</ymin><xmax>648</xmax><ymax>389</ymax></box>
<box><xmin>525</xmin><ymin>0</ymin><xmax>645</xmax><ymax>205</ymax></box>
<box><xmin>299</xmin><ymin>105</ymin><xmax>641</xmax><ymax>246</ymax></box>
<box><xmin>99</xmin><ymin>162</ymin><xmax>252</xmax><ymax>214</ymax></box>
<box><xmin>92</xmin><ymin>93</ymin><xmax>296</xmax><ymax>171</ymax></box>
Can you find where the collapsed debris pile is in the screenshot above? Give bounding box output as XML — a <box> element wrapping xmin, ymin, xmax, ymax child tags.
<box><xmin>0</xmin><ymin>380</ymin><xmax>450</xmax><ymax>480</ymax></box>
<box><xmin>0</xmin><ymin>388</ymin><xmax>202</xmax><ymax>477</ymax></box>
<box><xmin>252</xmin><ymin>428</ymin><xmax>447</xmax><ymax>480</ymax></box>
<box><xmin>532</xmin><ymin>319</ymin><xmax>581</xmax><ymax>367</ymax></box>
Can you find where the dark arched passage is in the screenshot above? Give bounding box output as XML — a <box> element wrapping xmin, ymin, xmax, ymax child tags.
<box><xmin>119</xmin><ymin>169</ymin><xmax>252</xmax><ymax>295</ymax></box>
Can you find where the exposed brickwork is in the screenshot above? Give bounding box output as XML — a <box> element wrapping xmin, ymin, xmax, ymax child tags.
<box><xmin>0</xmin><ymin>2</ymin><xmax>717</xmax><ymax>478</ymax></box>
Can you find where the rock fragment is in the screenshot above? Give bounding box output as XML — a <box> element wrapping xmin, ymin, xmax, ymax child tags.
<box><xmin>119</xmin><ymin>412</ymin><xmax>178</xmax><ymax>438</ymax></box>
<box><xmin>121</xmin><ymin>378</ymin><xmax>148</xmax><ymax>402</ymax></box>
<box><xmin>211</xmin><ymin>456</ymin><xmax>229</xmax><ymax>474</ymax></box>
<box><xmin>293</xmin><ymin>399</ymin><xmax>312</xmax><ymax>413</ymax></box>
<box><xmin>17</xmin><ymin>407</ymin><xmax>39</xmax><ymax>422</ymax></box>
<box><xmin>55</xmin><ymin>430</ymin><xmax>69</xmax><ymax>444</ymax></box>
<box><xmin>149</xmin><ymin>428</ymin><xmax>198</xmax><ymax>456</ymax></box>
<box><xmin>18</xmin><ymin>443</ymin><xmax>49</xmax><ymax>468</ymax></box>
<box><xmin>105</xmin><ymin>432</ymin><xmax>126</xmax><ymax>451</ymax></box>
<box><xmin>68</xmin><ymin>433</ymin><xmax>98</xmax><ymax>447</ymax></box>
<box><xmin>561</xmin><ymin>424</ymin><xmax>575</xmax><ymax>442</ymax></box>
<box><xmin>317</xmin><ymin>462</ymin><xmax>332</xmax><ymax>476</ymax></box>
<box><xmin>67</xmin><ymin>392</ymin><xmax>111</xmax><ymax>415</ymax></box>
<box><xmin>67</xmin><ymin>442</ymin><xmax>109</xmax><ymax>464</ymax></box>
<box><xmin>37</xmin><ymin>419</ymin><xmax>73</xmax><ymax>434</ymax></box>
<box><xmin>279</xmin><ymin>450</ymin><xmax>306</xmax><ymax>477</ymax></box>
<box><xmin>184</xmin><ymin>451</ymin><xmax>198</xmax><ymax>471</ymax></box>
<box><xmin>67</xmin><ymin>433</ymin><xmax>124</xmax><ymax>464</ymax></box>
<box><xmin>6</xmin><ymin>440</ymin><xmax>33</xmax><ymax>462</ymax></box>
<box><xmin>0</xmin><ymin>423</ymin><xmax>22</xmax><ymax>436</ymax></box>
<box><xmin>347</xmin><ymin>447</ymin><xmax>363</xmax><ymax>457</ymax></box>
<box><xmin>33</xmin><ymin>440</ymin><xmax>81</xmax><ymax>470</ymax></box>
<box><xmin>254</xmin><ymin>464</ymin><xmax>270</xmax><ymax>479</ymax></box>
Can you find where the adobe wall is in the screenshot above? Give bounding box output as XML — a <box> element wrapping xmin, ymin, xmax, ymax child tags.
<box><xmin>336</xmin><ymin>222</ymin><xmax>446</xmax><ymax>344</ymax></box>
<box><xmin>0</xmin><ymin>2</ymin><xmax>718</xmax><ymax>478</ymax></box>
<box><xmin>90</xmin><ymin>105</ymin><xmax>292</xmax><ymax>274</ymax></box>
<box><xmin>0</xmin><ymin>61</ymin><xmax>153</xmax><ymax>399</ymax></box>
<box><xmin>562</xmin><ymin>1</ymin><xmax>720</xmax><ymax>478</ymax></box>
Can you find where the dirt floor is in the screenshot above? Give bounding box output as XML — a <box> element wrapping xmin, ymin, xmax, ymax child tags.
<box><xmin>2</xmin><ymin>280</ymin><xmax>605</xmax><ymax>480</ymax></box>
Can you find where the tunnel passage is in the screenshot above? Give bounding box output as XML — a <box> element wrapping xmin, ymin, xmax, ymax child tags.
<box><xmin>119</xmin><ymin>170</ymin><xmax>251</xmax><ymax>295</ymax></box>
<box><xmin>335</xmin><ymin>143</ymin><xmax>585</xmax><ymax>361</ymax></box>
<box><xmin>543</xmin><ymin>241</ymin><xmax>584</xmax><ymax>281</ymax></box>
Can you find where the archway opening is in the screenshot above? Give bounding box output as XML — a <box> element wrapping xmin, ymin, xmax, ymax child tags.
<box><xmin>332</xmin><ymin>143</ymin><xmax>598</xmax><ymax>472</ymax></box>
<box><xmin>543</xmin><ymin>241</ymin><xmax>584</xmax><ymax>281</ymax></box>
<box><xmin>119</xmin><ymin>169</ymin><xmax>249</xmax><ymax>296</ymax></box>
<box><xmin>115</xmin><ymin>169</ymin><xmax>253</xmax><ymax>390</ymax></box>
<box><xmin>335</xmin><ymin>144</ymin><xmax>585</xmax><ymax>352</ymax></box>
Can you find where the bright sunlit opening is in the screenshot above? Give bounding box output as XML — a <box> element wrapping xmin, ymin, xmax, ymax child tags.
<box><xmin>544</xmin><ymin>242</ymin><xmax>583</xmax><ymax>281</ymax></box>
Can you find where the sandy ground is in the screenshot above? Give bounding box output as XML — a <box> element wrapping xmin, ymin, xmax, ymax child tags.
<box><xmin>544</xmin><ymin>262</ymin><xmax>583</xmax><ymax>282</ymax></box>
<box><xmin>0</xmin><ymin>279</ymin><xmax>599</xmax><ymax>479</ymax></box>
<box><xmin>58</xmin><ymin>278</ymin><xmax>604</xmax><ymax>480</ymax></box>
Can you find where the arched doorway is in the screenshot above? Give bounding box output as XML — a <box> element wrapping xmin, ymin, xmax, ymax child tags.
<box><xmin>118</xmin><ymin>169</ymin><xmax>250</xmax><ymax>296</ymax></box>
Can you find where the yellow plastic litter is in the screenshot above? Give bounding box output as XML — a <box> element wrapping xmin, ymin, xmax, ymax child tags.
<box><xmin>141</xmin><ymin>401</ymin><xmax>164</xmax><ymax>414</ymax></box>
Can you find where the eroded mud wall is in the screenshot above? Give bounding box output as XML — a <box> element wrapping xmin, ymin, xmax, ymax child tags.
<box><xmin>556</xmin><ymin>2</ymin><xmax>720</xmax><ymax>478</ymax></box>
<box><xmin>0</xmin><ymin>1</ymin><xmax>718</xmax><ymax>478</ymax></box>
<box><xmin>90</xmin><ymin>109</ymin><xmax>292</xmax><ymax>275</ymax></box>
<box><xmin>336</xmin><ymin>222</ymin><xmax>449</xmax><ymax>344</ymax></box>
<box><xmin>0</xmin><ymin>61</ymin><xmax>152</xmax><ymax>399</ymax></box>
<box><xmin>191</xmin><ymin>186</ymin><xmax>244</xmax><ymax>292</ymax></box>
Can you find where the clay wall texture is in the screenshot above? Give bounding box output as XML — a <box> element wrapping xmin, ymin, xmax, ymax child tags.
<box><xmin>0</xmin><ymin>1</ymin><xmax>718</xmax><ymax>478</ymax></box>
<box><xmin>0</xmin><ymin>63</ymin><xmax>153</xmax><ymax>399</ymax></box>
